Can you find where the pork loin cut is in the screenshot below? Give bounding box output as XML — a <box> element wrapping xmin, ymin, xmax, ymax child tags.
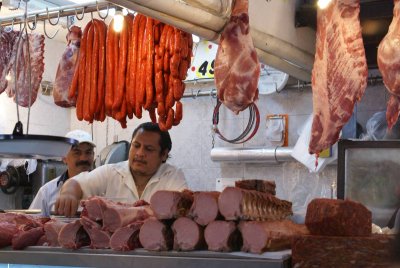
<box><xmin>218</xmin><ymin>187</ymin><xmax>292</xmax><ymax>221</ymax></box>
<box><xmin>204</xmin><ymin>221</ymin><xmax>242</xmax><ymax>252</ymax></box>
<box><xmin>139</xmin><ymin>218</ymin><xmax>173</xmax><ymax>251</ymax></box>
<box><xmin>305</xmin><ymin>198</ymin><xmax>371</xmax><ymax>236</ymax></box>
<box><xmin>110</xmin><ymin>221</ymin><xmax>143</xmax><ymax>251</ymax></box>
<box><xmin>80</xmin><ymin>216</ymin><xmax>111</xmax><ymax>249</ymax></box>
<box><xmin>53</xmin><ymin>26</ymin><xmax>82</xmax><ymax>107</ymax></box>
<box><xmin>6</xmin><ymin>33</ymin><xmax>45</xmax><ymax>107</ymax></box>
<box><xmin>12</xmin><ymin>227</ymin><xmax>44</xmax><ymax>250</ymax></box>
<box><xmin>378</xmin><ymin>0</ymin><xmax>400</xmax><ymax>129</ymax></box>
<box><xmin>235</xmin><ymin>179</ymin><xmax>276</xmax><ymax>195</ymax></box>
<box><xmin>58</xmin><ymin>220</ymin><xmax>90</xmax><ymax>249</ymax></box>
<box><xmin>43</xmin><ymin>219</ymin><xmax>68</xmax><ymax>247</ymax></box>
<box><xmin>171</xmin><ymin>217</ymin><xmax>206</xmax><ymax>251</ymax></box>
<box><xmin>309</xmin><ymin>0</ymin><xmax>368</xmax><ymax>155</ymax></box>
<box><xmin>239</xmin><ymin>220</ymin><xmax>309</xmax><ymax>253</ymax></box>
<box><xmin>0</xmin><ymin>222</ymin><xmax>19</xmax><ymax>248</ymax></box>
<box><xmin>102</xmin><ymin>204</ymin><xmax>153</xmax><ymax>232</ymax></box>
<box><xmin>188</xmin><ymin>191</ymin><xmax>221</xmax><ymax>226</ymax></box>
<box><xmin>214</xmin><ymin>0</ymin><xmax>260</xmax><ymax>114</ymax></box>
<box><xmin>150</xmin><ymin>190</ymin><xmax>193</xmax><ymax>220</ymax></box>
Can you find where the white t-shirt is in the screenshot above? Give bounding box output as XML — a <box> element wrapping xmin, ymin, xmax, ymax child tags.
<box><xmin>73</xmin><ymin>161</ymin><xmax>188</xmax><ymax>203</ymax></box>
<box><xmin>29</xmin><ymin>175</ymin><xmax>63</xmax><ymax>215</ymax></box>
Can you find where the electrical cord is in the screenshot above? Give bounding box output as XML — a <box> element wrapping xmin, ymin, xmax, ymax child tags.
<box><xmin>212</xmin><ymin>99</ymin><xmax>260</xmax><ymax>144</ymax></box>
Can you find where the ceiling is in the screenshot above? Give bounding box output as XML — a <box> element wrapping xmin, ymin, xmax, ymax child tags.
<box><xmin>295</xmin><ymin>0</ymin><xmax>394</xmax><ymax>69</ymax></box>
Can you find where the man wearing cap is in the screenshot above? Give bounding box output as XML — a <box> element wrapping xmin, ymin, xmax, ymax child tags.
<box><xmin>29</xmin><ymin>130</ymin><xmax>95</xmax><ymax>215</ymax></box>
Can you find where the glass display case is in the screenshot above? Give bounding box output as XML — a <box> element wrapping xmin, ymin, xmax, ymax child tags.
<box><xmin>337</xmin><ymin>140</ymin><xmax>400</xmax><ymax>227</ymax></box>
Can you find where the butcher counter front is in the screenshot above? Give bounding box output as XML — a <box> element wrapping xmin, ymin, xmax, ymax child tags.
<box><xmin>0</xmin><ymin>246</ymin><xmax>291</xmax><ymax>268</ymax></box>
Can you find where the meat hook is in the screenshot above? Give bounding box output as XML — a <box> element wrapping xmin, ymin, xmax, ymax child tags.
<box><xmin>97</xmin><ymin>1</ymin><xmax>110</xmax><ymax>20</ymax></box>
<box><xmin>74</xmin><ymin>7</ymin><xmax>85</xmax><ymax>21</ymax></box>
<box><xmin>90</xmin><ymin>11</ymin><xmax>94</xmax><ymax>22</ymax></box>
<box><xmin>46</xmin><ymin>7</ymin><xmax>60</xmax><ymax>26</ymax></box>
<box><xmin>66</xmin><ymin>15</ymin><xmax>72</xmax><ymax>33</ymax></box>
<box><xmin>27</xmin><ymin>15</ymin><xmax>37</xmax><ymax>31</ymax></box>
<box><xmin>3</xmin><ymin>18</ymin><xmax>14</xmax><ymax>33</ymax></box>
<box><xmin>43</xmin><ymin>19</ymin><xmax>59</xmax><ymax>39</ymax></box>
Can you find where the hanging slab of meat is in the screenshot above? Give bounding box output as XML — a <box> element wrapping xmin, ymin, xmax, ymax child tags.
<box><xmin>43</xmin><ymin>219</ymin><xmax>68</xmax><ymax>247</ymax></box>
<box><xmin>239</xmin><ymin>220</ymin><xmax>309</xmax><ymax>253</ymax></box>
<box><xmin>235</xmin><ymin>179</ymin><xmax>276</xmax><ymax>195</ymax></box>
<box><xmin>58</xmin><ymin>219</ymin><xmax>90</xmax><ymax>249</ymax></box>
<box><xmin>110</xmin><ymin>221</ymin><xmax>143</xmax><ymax>251</ymax></box>
<box><xmin>139</xmin><ymin>218</ymin><xmax>173</xmax><ymax>251</ymax></box>
<box><xmin>11</xmin><ymin>226</ymin><xmax>44</xmax><ymax>250</ymax></box>
<box><xmin>378</xmin><ymin>0</ymin><xmax>400</xmax><ymax>129</ymax></box>
<box><xmin>214</xmin><ymin>0</ymin><xmax>260</xmax><ymax>114</ymax></box>
<box><xmin>309</xmin><ymin>0</ymin><xmax>368</xmax><ymax>155</ymax></box>
<box><xmin>292</xmin><ymin>234</ymin><xmax>394</xmax><ymax>267</ymax></box>
<box><xmin>204</xmin><ymin>221</ymin><xmax>242</xmax><ymax>252</ymax></box>
<box><xmin>171</xmin><ymin>217</ymin><xmax>206</xmax><ymax>251</ymax></box>
<box><xmin>218</xmin><ymin>187</ymin><xmax>292</xmax><ymax>221</ymax></box>
<box><xmin>188</xmin><ymin>191</ymin><xmax>222</xmax><ymax>226</ymax></box>
<box><xmin>150</xmin><ymin>190</ymin><xmax>194</xmax><ymax>220</ymax></box>
<box><xmin>80</xmin><ymin>216</ymin><xmax>111</xmax><ymax>249</ymax></box>
<box><xmin>0</xmin><ymin>30</ymin><xmax>18</xmax><ymax>94</ymax></box>
<box><xmin>53</xmin><ymin>26</ymin><xmax>82</xmax><ymax>107</ymax></box>
<box><xmin>305</xmin><ymin>198</ymin><xmax>371</xmax><ymax>236</ymax></box>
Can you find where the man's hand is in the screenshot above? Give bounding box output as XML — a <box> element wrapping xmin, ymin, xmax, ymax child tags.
<box><xmin>54</xmin><ymin>179</ymin><xmax>83</xmax><ymax>217</ymax></box>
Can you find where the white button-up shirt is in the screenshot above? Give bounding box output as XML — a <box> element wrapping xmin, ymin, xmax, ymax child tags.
<box><xmin>74</xmin><ymin>160</ymin><xmax>188</xmax><ymax>203</ymax></box>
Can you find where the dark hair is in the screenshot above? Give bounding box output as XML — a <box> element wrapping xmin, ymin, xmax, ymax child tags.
<box><xmin>131</xmin><ymin>122</ymin><xmax>172</xmax><ymax>154</ymax></box>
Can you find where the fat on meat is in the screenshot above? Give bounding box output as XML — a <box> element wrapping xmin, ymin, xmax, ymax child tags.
<box><xmin>214</xmin><ymin>0</ymin><xmax>260</xmax><ymax>114</ymax></box>
<box><xmin>378</xmin><ymin>0</ymin><xmax>400</xmax><ymax>129</ymax></box>
<box><xmin>53</xmin><ymin>26</ymin><xmax>82</xmax><ymax>107</ymax></box>
<box><xmin>309</xmin><ymin>0</ymin><xmax>368</xmax><ymax>155</ymax></box>
<box><xmin>5</xmin><ymin>32</ymin><xmax>45</xmax><ymax>107</ymax></box>
<box><xmin>0</xmin><ymin>30</ymin><xmax>18</xmax><ymax>94</ymax></box>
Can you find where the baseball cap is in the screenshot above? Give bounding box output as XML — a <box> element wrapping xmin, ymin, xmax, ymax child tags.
<box><xmin>65</xmin><ymin>130</ymin><xmax>96</xmax><ymax>147</ymax></box>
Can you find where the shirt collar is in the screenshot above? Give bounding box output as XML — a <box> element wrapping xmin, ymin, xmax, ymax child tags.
<box><xmin>57</xmin><ymin>171</ymin><xmax>69</xmax><ymax>187</ymax></box>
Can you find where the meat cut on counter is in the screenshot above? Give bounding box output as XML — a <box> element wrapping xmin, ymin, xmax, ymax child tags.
<box><xmin>378</xmin><ymin>0</ymin><xmax>400</xmax><ymax>129</ymax></box>
<box><xmin>53</xmin><ymin>26</ymin><xmax>82</xmax><ymax>107</ymax></box>
<box><xmin>309</xmin><ymin>0</ymin><xmax>368</xmax><ymax>155</ymax></box>
<box><xmin>214</xmin><ymin>0</ymin><xmax>260</xmax><ymax>114</ymax></box>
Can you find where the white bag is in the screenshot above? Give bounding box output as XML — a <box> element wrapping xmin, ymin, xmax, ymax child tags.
<box><xmin>291</xmin><ymin>114</ymin><xmax>337</xmax><ymax>173</ymax></box>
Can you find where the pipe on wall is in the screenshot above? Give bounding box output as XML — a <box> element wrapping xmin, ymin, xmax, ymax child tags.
<box><xmin>210</xmin><ymin>147</ymin><xmax>295</xmax><ymax>163</ymax></box>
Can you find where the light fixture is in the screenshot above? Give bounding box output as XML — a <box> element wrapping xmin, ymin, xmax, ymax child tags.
<box><xmin>192</xmin><ymin>34</ymin><xmax>200</xmax><ymax>43</ymax></box>
<box><xmin>317</xmin><ymin>0</ymin><xmax>332</xmax><ymax>9</ymax></box>
<box><xmin>113</xmin><ymin>9</ymin><xmax>124</xmax><ymax>33</ymax></box>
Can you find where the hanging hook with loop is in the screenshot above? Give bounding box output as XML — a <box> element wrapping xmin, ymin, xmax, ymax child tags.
<box><xmin>46</xmin><ymin>7</ymin><xmax>60</xmax><ymax>26</ymax></box>
<box><xmin>4</xmin><ymin>18</ymin><xmax>15</xmax><ymax>33</ymax></box>
<box><xmin>97</xmin><ymin>1</ymin><xmax>109</xmax><ymax>20</ymax></box>
<box><xmin>27</xmin><ymin>15</ymin><xmax>37</xmax><ymax>30</ymax></box>
<box><xmin>74</xmin><ymin>7</ymin><xmax>85</xmax><ymax>20</ymax></box>
<box><xmin>43</xmin><ymin>19</ymin><xmax>59</xmax><ymax>39</ymax></box>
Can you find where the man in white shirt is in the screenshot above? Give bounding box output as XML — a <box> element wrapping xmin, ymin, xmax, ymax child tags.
<box><xmin>29</xmin><ymin>130</ymin><xmax>95</xmax><ymax>215</ymax></box>
<box><xmin>55</xmin><ymin>122</ymin><xmax>188</xmax><ymax>217</ymax></box>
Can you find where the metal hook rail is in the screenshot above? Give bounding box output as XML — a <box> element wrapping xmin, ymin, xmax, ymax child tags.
<box><xmin>0</xmin><ymin>1</ymin><xmax>112</xmax><ymax>27</ymax></box>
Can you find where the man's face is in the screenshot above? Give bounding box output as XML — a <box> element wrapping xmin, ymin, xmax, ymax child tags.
<box><xmin>63</xmin><ymin>142</ymin><xmax>95</xmax><ymax>177</ymax></box>
<box><xmin>129</xmin><ymin>130</ymin><xmax>168</xmax><ymax>178</ymax></box>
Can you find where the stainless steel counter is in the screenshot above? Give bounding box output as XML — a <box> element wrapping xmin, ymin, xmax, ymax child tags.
<box><xmin>0</xmin><ymin>246</ymin><xmax>291</xmax><ymax>268</ymax></box>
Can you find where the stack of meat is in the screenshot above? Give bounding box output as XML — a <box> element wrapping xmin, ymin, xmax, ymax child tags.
<box><xmin>67</xmin><ymin>14</ymin><xmax>192</xmax><ymax>130</ymax></box>
<box><xmin>141</xmin><ymin>181</ymin><xmax>308</xmax><ymax>253</ymax></box>
<box><xmin>0</xmin><ymin>29</ymin><xmax>45</xmax><ymax>107</ymax></box>
<box><xmin>292</xmin><ymin>198</ymin><xmax>394</xmax><ymax>267</ymax></box>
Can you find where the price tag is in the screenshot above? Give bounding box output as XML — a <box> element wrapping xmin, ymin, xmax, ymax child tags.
<box><xmin>186</xmin><ymin>40</ymin><xmax>218</xmax><ymax>81</ymax></box>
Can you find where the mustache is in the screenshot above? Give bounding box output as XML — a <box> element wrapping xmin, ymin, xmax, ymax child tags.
<box><xmin>133</xmin><ymin>158</ymin><xmax>146</xmax><ymax>164</ymax></box>
<box><xmin>76</xmin><ymin>161</ymin><xmax>91</xmax><ymax>167</ymax></box>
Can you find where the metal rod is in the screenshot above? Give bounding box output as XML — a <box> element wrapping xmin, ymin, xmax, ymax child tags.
<box><xmin>0</xmin><ymin>1</ymin><xmax>111</xmax><ymax>26</ymax></box>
